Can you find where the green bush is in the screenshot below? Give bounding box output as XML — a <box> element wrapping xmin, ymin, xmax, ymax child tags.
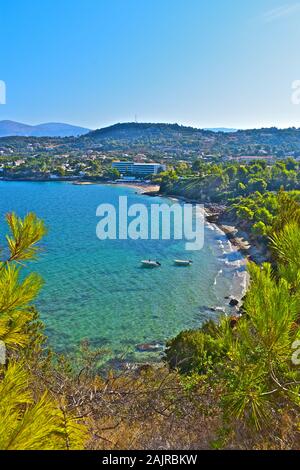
<box><xmin>252</xmin><ymin>221</ymin><xmax>267</xmax><ymax>236</ymax></box>
<box><xmin>165</xmin><ymin>327</ymin><xmax>227</xmax><ymax>374</ymax></box>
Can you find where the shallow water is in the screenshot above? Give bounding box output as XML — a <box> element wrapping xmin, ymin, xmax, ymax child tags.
<box><xmin>0</xmin><ymin>181</ymin><xmax>244</xmax><ymax>362</ymax></box>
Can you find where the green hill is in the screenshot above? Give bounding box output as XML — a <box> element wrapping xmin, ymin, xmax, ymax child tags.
<box><xmin>81</xmin><ymin>122</ymin><xmax>300</xmax><ymax>157</ymax></box>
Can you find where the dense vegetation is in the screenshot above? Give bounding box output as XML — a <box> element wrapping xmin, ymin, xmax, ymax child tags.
<box><xmin>159</xmin><ymin>158</ymin><xmax>300</xmax><ymax>239</ymax></box>
<box><xmin>0</xmin><ymin>213</ymin><xmax>87</xmax><ymax>449</ymax></box>
<box><xmin>160</xmin><ymin>157</ymin><xmax>300</xmax><ymax>201</ymax></box>
<box><xmin>0</xmin><ymin>153</ymin><xmax>120</xmax><ymax>181</ymax></box>
<box><xmin>83</xmin><ymin>123</ymin><xmax>300</xmax><ymax>157</ymax></box>
<box><xmin>166</xmin><ymin>191</ymin><xmax>300</xmax><ymax>447</ymax></box>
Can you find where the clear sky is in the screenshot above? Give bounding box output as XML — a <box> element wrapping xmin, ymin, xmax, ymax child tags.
<box><xmin>1</xmin><ymin>0</ymin><xmax>300</xmax><ymax>129</ymax></box>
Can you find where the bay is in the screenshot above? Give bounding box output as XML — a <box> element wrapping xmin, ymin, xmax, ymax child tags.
<box><xmin>0</xmin><ymin>181</ymin><xmax>244</xmax><ymax>363</ymax></box>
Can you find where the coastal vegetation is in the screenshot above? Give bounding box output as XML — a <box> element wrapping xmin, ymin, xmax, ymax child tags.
<box><xmin>0</xmin><ymin>213</ymin><xmax>87</xmax><ymax>449</ymax></box>
<box><xmin>159</xmin><ymin>157</ymin><xmax>300</xmax><ymax>201</ymax></box>
<box><xmin>159</xmin><ymin>158</ymin><xmax>300</xmax><ymax>245</ymax></box>
<box><xmin>165</xmin><ymin>191</ymin><xmax>300</xmax><ymax>447</ymax></box>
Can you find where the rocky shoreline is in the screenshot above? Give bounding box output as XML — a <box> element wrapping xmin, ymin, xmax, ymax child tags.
<box><xmin>146</xmin><ymin>192</ymin><xmax>254</xmax><ymax>306</ymax></box>
<box><xmin>154</xmin><ymin>190</ymin><xmax>268</xmax><ymax>266</ymax></box>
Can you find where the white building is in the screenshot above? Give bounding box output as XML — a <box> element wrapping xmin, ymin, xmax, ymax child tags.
<box><xmin>112</xmin><ymin>161</ymin><xmax>166</xmax><ymax>175</ymax></box>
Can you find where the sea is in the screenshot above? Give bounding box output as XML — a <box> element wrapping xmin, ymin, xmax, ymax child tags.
<box><xmin>0</xmin><ymin>181</ymin><xmax>247</xmax><ymax>365</ymax></box>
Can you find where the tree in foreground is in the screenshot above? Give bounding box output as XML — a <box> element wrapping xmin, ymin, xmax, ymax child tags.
<box><xmin>0</xmin><ymin>213</ymin><xmax>87</xmax><ymax>450</ymax></box>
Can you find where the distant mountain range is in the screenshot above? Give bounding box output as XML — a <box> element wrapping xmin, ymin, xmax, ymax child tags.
<box><xmin>204</xmin><ymin>127</ymin><xmax>238</xmax><ymax>133</ymax></box>
<box><xmin>0</xmin><ymin>120</ymin><xmax>90</xmax><ymax>137</ymax></box>
<box><xmin>0</xmin><ymin>120</ymin><xmax>238</xmax><ymax>138</ymax></box>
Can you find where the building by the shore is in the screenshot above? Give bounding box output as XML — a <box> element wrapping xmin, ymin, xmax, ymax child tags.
<box><xmin>112</xmin><ymin>161</ymin><xmax>166</xmax><ymax>175</ymax></box>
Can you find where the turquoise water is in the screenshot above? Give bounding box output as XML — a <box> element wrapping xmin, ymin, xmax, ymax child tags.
<box><xmin>0</xmin><ymin>181</ymin><xmax>242</xmax><ymax>363</ymax></box>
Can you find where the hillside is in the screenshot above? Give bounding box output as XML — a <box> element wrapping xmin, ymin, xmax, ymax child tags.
<box><xmin>1</xmin><ymin>122</ymin><xmax>300</xmax><ymax>159</ymax></box>
<box><xmin>86</xmin><ymin>122</ymin><xmax>206</xmax><ymax>137</ymax></box>
<box><xmin>0</xmin><ymin>120</ymin><xmax>90</xmax><ymax>137</ymax></box>
<box><xmin>82</xmin><ymin>122</ymin><xmax>300</xmax><ymax>157</ymax></box>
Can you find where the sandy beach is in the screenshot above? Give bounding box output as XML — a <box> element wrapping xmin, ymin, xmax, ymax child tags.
<box><xmin>72</xmin><ymin>180</ymin><xmax>160</xmax><ymax>194</ymax></box>
<box><xmin>113</xmin><ymin>182</ymin><xmax>160</xmax><ymax>194</ymax></box>
<box><xmin>157</xmin><ymin>195</ymin><xmax>251</xmax><ymax>304</ymax></box>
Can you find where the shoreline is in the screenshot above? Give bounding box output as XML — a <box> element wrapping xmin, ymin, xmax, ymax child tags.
<box><xmin>0</xmin><ymin>177</ymin><xmax>161</xmax><ymax>195</ymax></box>
<box><xmin>114</xmin><ymin>184</ymin><xmax>250</xmax><ymax>306</ymax></box>
<box><xmin>158</xmin><ymin>191</ymin><xmax>253</xmax><ymax>258</ymax></box>
<box><xmin>204</xmin><ymin>210</ymin><xmax>250</xmax><ymax>305</ymax></box>
<box><xmin>72</xmin><ymin>180</ymin><xmax>161</xmax><ymax>194</ymax></box>
<box><xmin>109</xmin><ymin>182</ymin><xmax>161</xmax><ymax>194</ymax></box>
<box><xmin>156</xmin><ymin>191</ymin><xmax>251</xmax><ymax>305</ymax></box>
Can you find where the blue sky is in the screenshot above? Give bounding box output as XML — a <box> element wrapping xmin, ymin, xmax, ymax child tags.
<box><xmin>0</xmin><ymin>0</ymin><xmax>300</xmax><ymax>129</ymax></box>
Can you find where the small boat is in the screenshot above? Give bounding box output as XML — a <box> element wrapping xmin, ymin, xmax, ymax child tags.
<box><xmin>174</xmin><ymin>259</ymin><xmax>193</xmax><ymax>266</ymax></box>
<box><xmin>141</xmin><ymin>260</ymin><xmax>161</xmax><ymax>268</ymax></box>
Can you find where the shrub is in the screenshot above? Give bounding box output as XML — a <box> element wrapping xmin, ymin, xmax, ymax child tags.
<box><xmin>165</xmin><ymin>327</ymin><xmax>226</xmax><ymax>375</ymax></box>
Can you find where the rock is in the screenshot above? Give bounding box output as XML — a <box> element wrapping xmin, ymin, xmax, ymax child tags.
<box><xmin>229</xmin><ymin>298</ymin><xmax>239</xmax><ymax>307</ymax></box>
<box><xmin>136</xmin><ymin>342</ymin><xmax>163</xmax><ymax>353</ymax></box>
<box><xmin>215</xmin><ymin>306</ymin><xmax>226</xmax><ymax>312</ymax></box>
<box><xmin>209</xmin><ymin>306</ymin><xmax>226</xmax><ymax>313</ymax></box>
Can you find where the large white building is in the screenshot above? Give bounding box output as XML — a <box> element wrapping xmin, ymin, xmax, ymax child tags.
<box><xmin>112</xmin><ymin>161</ymin><xmax>166</xmax><ymax>175</ymax></box>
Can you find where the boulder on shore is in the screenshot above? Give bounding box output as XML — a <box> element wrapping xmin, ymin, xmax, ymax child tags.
<box><xmin>229</xmin><ymin>298</ymin><xmax>239</xmax><ymax>307</ymax></box>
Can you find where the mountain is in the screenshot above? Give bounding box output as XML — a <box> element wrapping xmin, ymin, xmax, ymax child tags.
<box><xmin>82</xmin><ymin>122</ymin><xmax>217</xmax><ymax>153</ymax></box>
<box><xmin>0</xmin><ymin>120</ymin><xmax>90</xmax><ymax>137</ymax></box>
<box><xmin>81</xmin><ymin>122</ymin><xmax>300</xmax><ymax>157</ymax></box>
<box><xmin>84</xmin><ymin>122</ymin><xmax>212</xmax><ymax>140</ymax></box>
<box><xmin>204</xmin><ymin>127</ymin><xmax>238</xmax><ymax>133</ymax></box>
<box><xmin>85</xmin><ymin>122</ymin><xmax>238</xmax><ymax>139</ymax></box>
<box><xmin>1</xmin><ymin>122</ymin><xmax>300</xmax><ymax>158</ymax></box>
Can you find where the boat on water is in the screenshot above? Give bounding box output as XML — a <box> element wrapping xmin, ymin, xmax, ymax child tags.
<box><xmin>141</xmin><ymin>260</ymin><xmax>161</xmax><ymax>268</ymax></box>
<box><xmin>174</xmin><ymin>259</ymin><xmax>193</xmax><ymax>266</ymax></box>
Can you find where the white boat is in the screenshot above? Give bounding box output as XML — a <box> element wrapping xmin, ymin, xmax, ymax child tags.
<box><xmin>141</xmin><ymin>260</ymin><xmax>161</xmax><ymax>268</ymax></box>
<box><xmin>174</xmin><ymin>259</ymin><xmax>193</xmax><ymax>266</ymax></box>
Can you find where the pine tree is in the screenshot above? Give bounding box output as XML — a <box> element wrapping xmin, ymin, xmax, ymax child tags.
<box><xmin>0</xmin><ymin>213</ymin><xmax>88</xmax><ymax>450</ymax></box>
